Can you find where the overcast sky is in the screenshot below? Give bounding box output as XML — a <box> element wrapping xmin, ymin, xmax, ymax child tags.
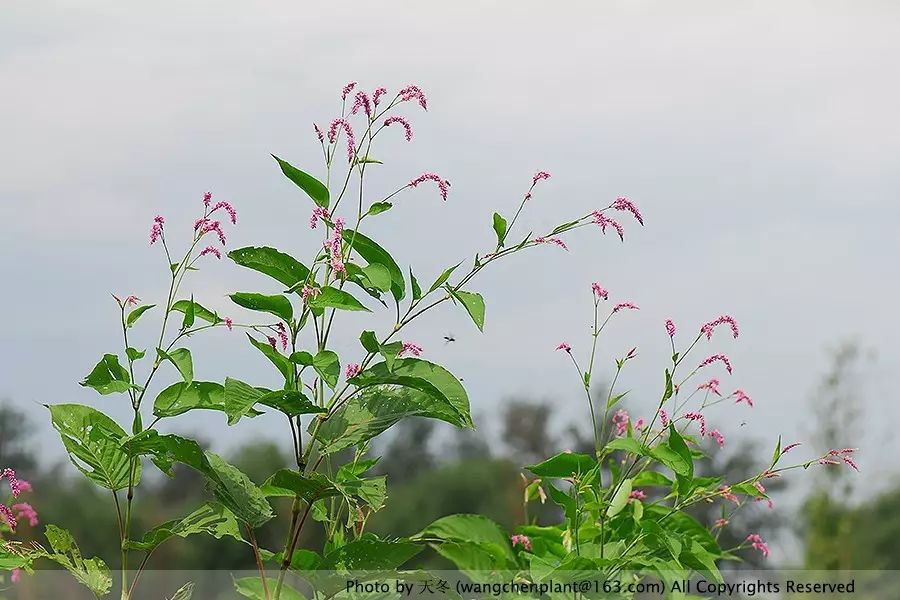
<box><xmin>2</xmin><ymin>1</ymin><xmax>898</xmax><ymax>511</ymax></box>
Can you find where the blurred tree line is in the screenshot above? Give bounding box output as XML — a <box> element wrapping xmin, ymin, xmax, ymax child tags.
<box><xmin>0</xmin><ymin>342</ymin><xmax>892</xmax><ymax>572</ymax></box>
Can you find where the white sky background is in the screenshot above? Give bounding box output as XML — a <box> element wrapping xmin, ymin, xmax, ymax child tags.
<box><xmin>2</xmin><ymin>0</ymin><xmax>899</xmax><ymax>513</ymax></box>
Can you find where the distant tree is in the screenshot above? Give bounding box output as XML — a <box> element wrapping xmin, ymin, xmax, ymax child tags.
<box><xmin>0</xmin><ymin>400</ymin><xmax>37</xmax><ymax>471</ymax></box>
<box><xmin>501</xmin><ymin>398</ymin><xmax>557</xmax><ymax>464</ymax></box>
<box><xmin>376</xmin><ymin>418</ymin><xmax>436</xmax><ymax>484</ymax></box>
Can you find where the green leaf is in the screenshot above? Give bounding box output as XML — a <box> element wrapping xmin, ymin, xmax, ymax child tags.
<box><xmin>349</xmin><ymin>358</ymin><xmax>471</xmax><ymax>427</ymax></box>
<box><xmin>289</xmin><ymin>351</ymin><xmax>314</xmax><ymax>366</ymax></box>
<box><xmin>154</xmin><ymin>381</ymin><xmax>225</xmax><ymax>418</ymax></box>
<box><xmin>428</xmin><ymin>262</ymin><xmax>462</xmax><ymax>294</ymax></box>
<box><xmin>605</xmin><ymin>437</ymin><xmax>649</xmax><ymax>456</ymax></box>
<box><xmin>409</xmin><ymin>269</ymin><xmax>422</xmax><ymax>301</ymax></box>
<box><xmin>246</xmin><ymin>334</ymin><xmax>293</xmax><ymax>383</ymax></box>
<box><xmin>416</xmin><ymin>514</ymin><xmax>516</xmax><ymax>572</ymax></box>
<box><xmin>260</xmin><ymin>470</ymin><xmax>341</xmax><ymax>501</ymax></box>
<box><xmin>204</xmin><ymin>452</ymin><xmax>274</xmax><ymax>528</ymax></box>
<box><xmin>313</xmin><ymin>350</ymin><xmax>340</xmax><ymax>388</ymax></box>
<box><xmin>228</xmin><ymin>246</ymin><xmax>310</xmax><ymax>288</ymax></box>
<box><xmin>341</xmin><ymin>229</ymin><xmax>405</xmax><ymax>302</ymax></box>
<box><xmin>607</xmin><ymin>478</ymin><xmax>632</xmax><ymax>517</ymax></box>
<box><xmin>127</xmin><ymin>502</ymin><xmax>244</xmax><ymax>552</ymax></box>
<box><xmin>666</xmin><ymin>423</ymin><xmax>695</xmax><ymax>495</ymax></box>
<box><xmin>450</xmin><ymin>290</ymin><xmax>485</xmax><ymax>331</ymax></box>
<box><xmin>126</xmin><ymin>304</ymin><xmax>155</xmax><ymax>328</ymax></box>
<box><xmin>362</xmin><ymin>263</ymin><xmax>392</xmax><ymax>292</ymax></box>
<box><xmin>359</xmin><ymin>330</ymin><xmax>380</xmax><ymax>353</ymax></box>
<box><xmin>257</xmin><ymin>390</ymin><xmax>324</xmax><ymax>416</ymax></box>
<box><xmin>80</xmin><ymin>354</ymin><xmax>131</xmax><ymax>395</ymax></box>
<box><xmin>273</xmin><ymin>154</ymin><xmax>329</xmax><ymax>208</ymax></box>
<box><xmin>47</xmin><ymin>403</ymin><xmax>136</xmax><ymax>490</ymax></box>
<box><xmin>229</xmin><ymin>292</ymin><xmax>293</xmax><ymax>322</ymax></box>
<box><xmin>125</xmin><ymin>347</ymin><xmax>146</xmax><ymax>361</ymax></box>
<box><xmin>156</xmin><ymin>348</ymin><xmax>194</xmax><ymax>383</ymax></box>
<box><xmin>182</xmin><ymin>295</ymin><xmax>196</xmax><ymax>329</ymax></box>
<box><xmin>527</xmin><ymin>452</ymin><xmax>597</xmax><ymax>478</ymax></box>
<box><xmin>492</xmin><ymin>212</ymin><xmax>508</xmax><ymax>246</ymax></box>
<box><xmin>322</xmin><ymin>535</ymin><xmax>422</xmax><ymax>570</ymax></box>
<box><xmin>171</xmin><ymin>299</ymin><xmax>222</xmax><ymax>324</ymax></box>
<box><xmin>367</xmin><ymin>201</ymin><xmax>392</xmax><ymax>216</ymax></box>
<box><xmin>632</xmin><ymin>470</ymin><xmax>674</xmax><ymax>488</ymax></box>
<box><xmin>235</xmin><ymin>576</ymin><xmax>305</xmax><ymax>600</ymax></box>
<box><xmin>224</xmin><ymin>377</ymin><xmax>266</xmax><ymax>425</ymax></box>
<box><xmin>43</xmin><ymin>525</ymin><xmax>113</xmax><ymax>598</ymax></box>
<box><xmin>168</xmin><ymin>582</ymin><xmax>195</xmax><ymax>600</ymax></box>
<box><xmin>308</xmin><ymin>286</ymin><xmax>370</xmax><ymax>312</ymax></box>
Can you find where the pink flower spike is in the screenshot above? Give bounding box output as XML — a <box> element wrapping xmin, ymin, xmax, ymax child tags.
<box><xmin>203</xmin><ymin>191</ymin><xmax>212</xmax><ymax>207</ymax></box>
<box><xmin>409</xmin><ymin>172</ymin><xmax>449</xmax><ymax>201</ymax></box>
<box><xmin>591</xmin><ymin>282</ymin><xmax>608</xmax><ymax>300</ymax></box>
<box><xmin>12</xmin><ymin>503</ymin><xmax>38</xmax><ymax>527</ymax></box>
<box><xmin>658</xmin><ymin>408</ymin><xmax>669</xmax><ymax>427</ymax></box>
<box><xmin>719</xmin><ymin>485</ymin><xmax>739</xmax><ymax>504</ymax></box>
<box><xmin>398</xmin><ymin>84</ymin><xmax>427</xmax><ymax>110</ymax></box>
<box><xmin>194</xmin><ymin>217</ymin><xmax>208</xmax><ymax>231</ymax></box>
<box><xmin>341</xmin><ymin>81</ymin><xmax>357</xmax><ymax>100</ymax></box>
<box><xmin>124</xmin><ymin>295</ymin><xmax>140</xmax><ymax>307</ymax></box>
<box><xmin>199</xmin><ymin>245</ymin><xmax>222</xmax><ymax>259</ymax></box>
<box><xmin>532</xmin><ymin>171</ymin><xmax>551</xmax><ymax>185</ymax></box>
<box><xmin>684</xmin><ymin>412</ymin><xmax>707</xmax><ymax>436</ymax></box>
<box><xmin>613</xmin><ymin>302</ymin><xmax>639</xmax><ymax>313</ymax></box>
<box><xmin>612</xmin><ymin>409</ymin><xmax>630</xmax><ymax>436</ymax></box>
<box><xmin>372</xmin><ymin>87</ymin><xmax>388</xmax><ymax>106</ymax></box>
<box><xmin>2</xmin><ymin>468</ymin><xmax>22</xmax><ymax>498</ymax></box>
<box><xmin>301</xmin><ymin>286</ymin><xmax>320</xmax><ymax>302</ymax></box>
<box><xmin>328</xmin><ymin>118</ymin><xmax>356</xmax><ymax>163</ymax></box>
<box><xmin>628</xmin><ymin>489</ymin><xmax>647</xmax><ymax>502</ymax></box>
<box><xmin>266</xmin><ymin>336</ymin><xmax>278</xmax><ymax>351</ymax></box>
<box><xmin>351</xmin><ymin>90</ymin><xmax>372</xmax><ymax>117</ymax></box>
<box><xmin>399</xmin><ymin>341</ymin><xmax>423</xmax><ymax>357</ymax></box>
<box><xmin>149</xmin><ymin>220</ymin><xmax>164</xmax><ymax>245</ymax></box>
<box><xmin>224</xmin><ymin>317</ymin><xmax>233</xmax><ymax>331</ymax></box>
<box><xmin>842</xmin><ymin>456</ymin><xmax>860</xmax><ymax>472</ymax></box>
<box><xmin>534</xmin><ymin>236</ymin><xmax>569</xmax><ymax>251</ymax></box>
<box><xmin>714</xmin><ymin>518</ymin><xmax>729</xmax><ymax>528</ymax></box>
<box><xmin>710</xmin><ymin>429</ymin><xmax>725</xmax><ymax>448</ymax></box>
<box><xmin>818</xmin><ymin>458</ymin><xmax>840</xmax><ymax>466</ymax></box>
<box><xmin>0</xmin><ymin>504</ymin><xmax>16</xmax><ymax>531</ymax></box>
<box><xmin>591</xmin><ymin>210</ymin><xmax>625</xmax><ymax>241</ymax></box>
<box><xmin>556</xmin><ymin>342</ymin><xmax>571</xmax><ymax>352</ymax></box>
<box><xmin>634</xmin><ymin>416</ymin><xmax>645</xmax><ymax>429</ymax></box>
<box><xmin>697</xmin><ymin>378</ymin><xmax>721</xmax><ymax>396</ymax></box>
<box><xmin>781</xmin><ymin>443</ymin><xmax>801</xmax><ymax>455</ymax></box>
<box><xmin>665</xmin><ymin>319</ymin><xmax>676</xmax><ymax>338</ymax></box>
<box><xmin>612</xmin><ymin>197</ymin><xmax>644</xmax><ymax>226</ymax></box>
<box><xmin>746</xmin><ymin>534</ymin><xmax>770</xmax><ymax>558</ymax></box>
<box><xmin>510</xmin><ymin>534</ymin><xmax>532</xmax><ymax>551</ymax></box>
<box><xmin>201</xmin><ymin>220</ymin><xmax>227</xmax><ymax>245</ymax></box>
<box><xmin>211</xmin><ymin>201</ymin><xmax>237</xmax><ymax>225</ymax></box>
<box><xmin>699</xmin><ymin>353</ymin><xmax>733</xmax><ymax>374</ymax></box>
<box><xmin>314</xmin><ymin>123</ymin><xmax>324</xmax><ymax>142</ymax></box>
<box><xmin>700</xmin><ymin>315</ymin><xmax>740</xmax><ymax>341</ymax></box>
<box><xmin>384</xmin><ymin>116</ymin><xmax>413</xmax><ymax>141</ymax></box>
<box><xmin>310</xmin><ymin>207</ymin><xmax>330</xmax><ymax>229</ymax></box>
<box><xmin>734</xmin><ymin>389</ymin><xmax>754</xmax><ymax>407</ymax></box>
<box><xmin>276</xmin><ymin>322</ymin><xmax>289</xmax><ymax>351</ymax></box>
<box><xmin>17</xmin><ymin>480</ymin><xmax>32</xmax><ymax>493</ymax></box>
<box><xmin>345</xmin><ymin>363</ymin><xmax>361</xmax><ymax>379</ymax></box>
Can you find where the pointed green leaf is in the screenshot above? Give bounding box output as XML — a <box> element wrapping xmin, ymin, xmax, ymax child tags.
<box><xmin>367</xmin><ymin>201</ymin><xmax>392</xmax><ymax>216</ymax></box>
<box><xmin>308</xmin><ymin>286</ymin><xmax>370</xmax><ymax>312</ymax></box>
<box><xmin>607</xmin><ymin>478</ymin><xmax>632</xmax><ymax>517</ymax></box>
<box><xmin>126</xmin><ymin>304</ymin><xmax>155</xmax><ymax>328</ymax></box>
<box><xmin>171</xmin><ymin>299</ymin><xmax>221</xmax><ymax>324</ymax></box>
<box><xmin>492</xmin><ymin>212</ymin><xmax>508</xmax><ymax>246</ymax></box>
<box><xmin>80</xmin><ymin>354</ymin><xmax>131</xmax><ymax>395</ymax></box>
<box><xmin>451</xmin><ymin>290</ymin><xmax>485</xmax><ymax>331</ymax></box>
<box><xmin>341</xmin><ymin>229</ymin><xmax>405</xmax><ymax>302</ymax></box>
<box><xmin>428</xmin><ymin>262</ymin><xmax>462</xmax><ymax>294</ymax></box>
<box><xmin>313</xmin><ymin>350</ymin><xmax>340</xmax><ymax>388</ymax></box>
<box><xmin>126</xmin><ymin>347</ymin><xmax>146</xmax><ymax>361</ymax></box>
<box><xmin>127</xmin><ymin>502</ymin><xmax>244</xmax><ymax>552</ymax></box>
<box><xmin>257</xmin><ymin>390</ymin><xmax>324</xmax><ymax>416</ymax></box>
<box><xmin>228</xmin><ymin>246</ymin><xmax>310</xmax><ymax>288</ymax></box>
<box><xmin>156</xmin><ymin>348</ymin><xmax>194</xmax><ymax>383</ymax></box>
<box><xmin>153</xmin><ymin>381</ymin><xmax>225</xmax><ymax>418</ymax></box>
<box><xmin>410</xmin><ymin>268</ymin><xmax>422</xmax><ymax>301</ymax></box>
<box><xmin>526</xmin><ymin>452</ymin><xmax>597</xmax><ymax>478</ymax></box>
<box><xmin>273</xmin><ymin>155</ymin><xmax>329</xmax><ymax>208</ymax></box>
<box><xmin>229</xmin><ymin>292</ymin><xmax>293</xmax><ymax>322</ymax></box>
<box><xmin>246</xmin><ymin>334</ymin><xmax>293</xmax><ymax>383</ymax></box>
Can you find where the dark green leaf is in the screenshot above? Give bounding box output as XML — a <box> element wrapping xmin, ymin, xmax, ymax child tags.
<box><xmin>308</xmin><ymin>286</ymin><xmax>370</xmax><ymax>312</ymax></box>
<box><xmin>156</xmin><ymin>348</ymin><xmax>193</xmax><ymax>383</ymax></box>
<box><xmin>527</xmin><ymin>452</ymin><xmax>597</xmax><ymax>478</ymax></box>
<box><xmin>126</xmin><ymin>304</ymin><xmax>155</xmax><ymax>328</ymax></box>
<box><xmin>260</xmin><ymin>470</ymin><xmax>341</xmax><ymax>501</ymax></box>
<box><xmin>367</xmin><ymin>201</ymin><xmax>392</xmax><ymax>216</ymax></box>
<box><xmin>322</xmin><ymin>535</ymin><xmax>421</xmax><ymax>570</ymax></box>
<box><xmin>235</xmin><ymin>576</ymin><xmax>305</xmax><ymax>600</ymax></box>
<box><xmin>341</xmin><ymin>229</ymin><xmax>405</xmax><ymax>302</ymax></box>
<box><xmin>359</xmin><ymin>330</ymin><xmax>380</xmax><ymax>353</ymax></box>
<box><xmin>257</xmin><ymin>390</ymin><xmax>324</xmax><ymax>416</ymax></box>
<box><xmin>492</xmin><ymin>212</ymin><xmax>508</xmax><ymax>246</ymax></box>
<box><xmin>153</xmin><ymin>381</ymin><xmax>225</xmax><ymax>418</ymax></box>
<box><xmin>362</xmin><ymin>263</ymin><xmax>392</xmax><ymax>292</ymax></box>
<box><xmin>171</xmin><ymin>299</ymin><xmax>221</xmax><ymax>324</ymax></box>
<box><xmin>450</xmin><ymin>290</ymin><xmax>485</xmax><ymax>331</ymax></box>
<box><xmin>80</xmin><ymin>354</ymin><xmax>131</xmax><ymax>395</ymax></box>
<box><xmin>273</xmin><ymin>154</ymin><xmax>329</xmax><ymax>208</ymax></box>
<box><xmin>428</xmin><ymin>262</ymin><xmax>462</xmax><ymax>294</ymax></box>
<box><xmin>228</xmin><ymin>246</ymin><xmax>310</xmax><ymax>288</ymax></box>
<box><xmin>224</xmin><ymin>377</ymin><xmax>265</xmax><ymax>425</ymax></box>
<box><xmin>126</xmin><ymin>347</ymin><xmax>146</xmax><ymax>361</ymax></box>
<box><xmin>246</xmin><ymin>334</ymin><xmax>293</xmax><ymax>383</ymax></box>
<box><xmin>43</xmin><ymin>525</ymin><xmax>113</xmax><ymax>597</ymax></box>
<box><xmin>47</xmin><ymin>404</ymin><xmax>136</xmax><ymax>490</ymax></box>
<box><xmin>313</xmin><ymin>350</ymin><xmax>340</xmax><ymax>388</ymax></box>
<box><xmin>127</xmin><ymin>502</ymin><xmax>244</xmax><ymax>552</ymax></box>
<box><xmin>410</xmin><ymin>269</ymin><xmax>422</xmax><ymax>301</ymax></box>
<box><xmin>289</xmin><ymin>350</ymin><xmax>314</xmax><ymax>366</ymax></box>
<box><xmin>229</xmin><ymin>292</ymin><xmax>293</xmax><ymax>322</ymax></box>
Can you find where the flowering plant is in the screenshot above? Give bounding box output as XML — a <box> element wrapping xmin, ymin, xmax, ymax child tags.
<box><xmin>0</xmin><ymin>81</ymin><xmax>857</xmax><ymax>599</ymax></box>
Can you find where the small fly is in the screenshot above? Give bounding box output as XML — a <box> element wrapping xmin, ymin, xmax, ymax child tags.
<box><xmin>443</xmin><ymin>332</ymin><xmax>456</xmax><ymax>345</ymax></box>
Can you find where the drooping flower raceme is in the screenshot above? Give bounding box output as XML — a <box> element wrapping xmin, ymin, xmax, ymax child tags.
<box><xmin>700</xmin><ymin>314</ymin><xmax>740</xmax><ymax>341</ymax></box>
<box><xmin>699</xmin><ymin>353</ymin><xmax>733</xmax><ymax>374</ymax></box>
<box><xmin>612</xmin><ymin>196</ymin><xmax>644</xmax><ymax>226</ymax></box>
<box><xmin>409</xmin><ymin>172</ymin><xmax>449</xmax><ymax>201</ymax></box>
<box><xmin>399</xmin><ymin>342</ymin><xmax>423</xmax><ymax>357</ymax></box>
<box><xmin>328</xmin><ymin>118</ymin><xmax>356</xmax><ymax>163</ymax></box>
<box><xmin>384</xmin><ymin>116</ymin><xmax>413</xmax><ymax>141</ymax></box>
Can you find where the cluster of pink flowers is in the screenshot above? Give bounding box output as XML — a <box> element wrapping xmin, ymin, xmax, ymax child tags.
<box><xmin>628</xmin><ymin>489</ymin><xmax>647</xmax><ymax>502</ymax></box>
<box><xmin>224</xmin><ymin>317</ymin><xmax>233</xmax><ymax>331</ymax></box>
<box><xmin>532</xmin><ymin>171</ymin><xmax>551</xmax><ymax>186</ymax></box>
<box><xmin>200</xmin><ymin>220</ymin><xmax>228</xmax><ymax>246</ymax></box>
<box><xmin>203</xmin><ymin>191</ymin><xmax>212</xmax><ymax>207</ymax></box>
<box><xmin>591</xmin><ymin>282</ymin><xmax>608</xmax><ymax>300</ymax></box>
<box><xmin>821</xmin><ymin>448</ymin><xmax>859</xmax><ymax>471</ymax></box>
<box><xmin>345</xmin><ymin>363</ymin><xmax>361</xmax><ymax>379</ymax></box>
<box><xmin>714</xmin><ymin>518</ymin><xmax>730</xmax><ymax>528</ymax></box>
<box><xmin>310</xmin><ymin>206</ymin><xmax>330</xmax><ymax>229</ymax></box>
<box><xmin>534</xmin><ymin>236</ymin><xmax>568</xmax><ymax>251</ymax></box>
<box><xmin>697</xmin><ymin>378</ymin><xmax>721</xmax><ymax>396</ymax></box>
<box><xmin>399</xmin><ymin>342</ymin><xmax>423</xmax><ymax>357</ymax></box>
<box><xmin>11</xmin><ymin>503</ymin><xmax>38</xmax><ymax>527</ymax></box>
<box><xmin>275</xmin><ymin>323</ymin><xmax>289</xmax><ymax>351</ymax></box>
<box><xmin>700</xmin><ymin>314</ymin><xmax>740</xmax><ymax>341</ymax></box>
<box><xmin>1</xmin><ymin>469</ymin><xmax>27</xmax><ymax>531</ymax></box>
<box><xmin>398</xmin><ymin>84</ymin><xmax>427</xmax><ymax>110</ymax></box>
<box><xmin>665</xmin><ymin>319</ymin><xmax>676</xmax><ymax>338</ymax></box>
<box><xmin>314</xmin><ymin>123</ymin><xmax>325</xmax><ymax>143</ymax></box>
<box><xmin>754</xmin><ymin>481</ymin><xmax>774</xmax><ymax>508</ymax></box>
<box><xmin>341</xmin><ymin>81</ymin><xmax>357</xmax><ymax>101</ymax></box>
<box><xmin>2</xmin><ymin>468</ymin><xmax>22</xmax><ymax>498</ymax></box>
<box><xmin>719</xmin><ymin>485</ymin><xmax>739</xmax><ymax>504</ymax></box>
<box><xmin>781</xmin><ymin>442</ymin><xmax>801</xmax><ymax>455</ymax></box>
<box><xmin>684</xmin><ymin>411</ymin><xmax>707</xmax><ymax>436</ymax></box>
<box><xmin>612</xmin><ymin>197</ymin><xmax>644</xmax><ymax>226</ymax></box>
<box><xmin>699</xmin><ymin>353</ymin><xmax>733</xmax><ymax>374</ymax></box>
<box><xmin>612</xmin><ymin>409</ymin><xmax>630</xmax><ymax>436</ymax></box>
<box><xmin>510</xmin><ymin>534</ymin><xmax>532</xmax><ymax>551</ymax></box>
<box><xmin>328</xmin><ymin>118</ymin><xmax>356</xmax><ymax>163</ymax></box>
<box><xmin>710</xmin><ymin>429</ymin><xmax>726</xmax><ymax>448</ymax></box>
<box><xmin>113</xmin><ymin>294</ymin><xmax>140</xmax><ymax>307</ymax></box>
<box><xmin>734</xmin><ymin>389</ymin><xmax>753</xmax><ymax>407</ymax></box>
<box><xmin>591</xmin><ymin>210</ymin><xmax>625</xmax><ymax>241</ymax></box>
<box><xmin>351</xmin><ymin>90</ymin><xmax>372</xmax><ymax>118</ymax></box>
<box><xmin>149</xmin><ymin>215</ymin><xmax>165</xmax><ymax>245</ymax></box>
<box><xmin>301</xmin><ymin>285</ymin><xmax>321</xmax><ymax>303</ymax></box>
<box><xmin>211</xmin><ymin>200</ymin><xmax>238</xmax><ymax>225</ymax></box>
<box><xmin>409</xmin><ymin>172</ymin><xmax>449</xmax><ymax>201</ymax></box>
<box><xmin>658</xmin><ymin>408</ymin><xmax>669</xmax><ymax>427</ymax></box>
<box><xmin>384</xmin><ymin>116</ymin><xmax>413</xmax><ymax>141</ymax></box>
<box><xmin>199</xmin><ymin>246</ymin><xmax>222</xmax><ymax>259</ymax></box>
<box><xmin>556</xmin><ymin>342</ymin><xmax>571</xmax><ymax>352</ymax></box>
<box><xmin>326</xmin><ymin>217</ymin><xmax>346</xmax><ymax>275</ymax></box>
<box><xmin>747</xmin><ymin>533</ymin><xmax>770</xmax><ymax>558</ymax></box>
<box><xmin>372</xmin><ymin>87</ymin><xmax>388</xmax><ymax>106</ymax></box>
<box><xmin>612</xmin><ymin>302</ymin><xmax>639</xmax><ymax>313</ymax></box>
